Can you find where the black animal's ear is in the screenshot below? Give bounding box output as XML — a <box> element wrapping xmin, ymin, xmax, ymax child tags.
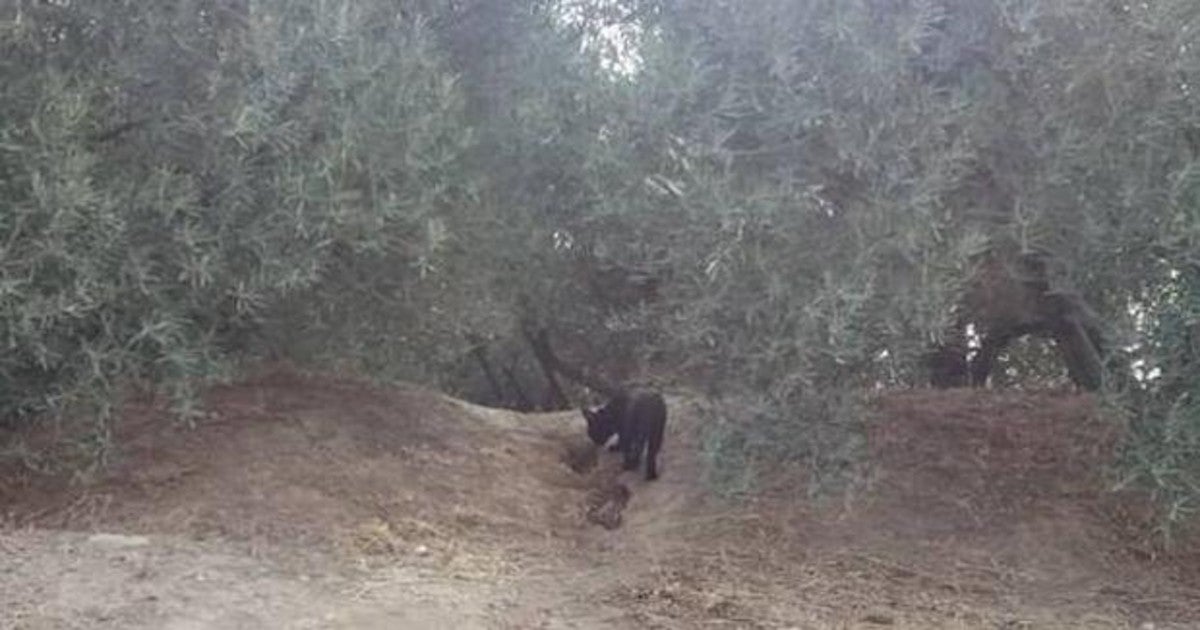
<box><xmin>581</xmin><ymin>407</ymin><xmax>597</xmax><ymax>423</ymax></box>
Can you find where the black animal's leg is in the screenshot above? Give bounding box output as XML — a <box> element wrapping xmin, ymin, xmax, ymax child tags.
<box><xmin>608</xmin><ymin>438</ymin><xmax>622</xmax><ymax>453</ymax></box>
<box><xmin>622</xmin><ymin>432</ymin><xmax>644</xmax><ymax>471</ymax></box>
<box><xmin>644</xmin><ymin>425</ymin><xmax>663</xmax><ymax>481</ymax></box>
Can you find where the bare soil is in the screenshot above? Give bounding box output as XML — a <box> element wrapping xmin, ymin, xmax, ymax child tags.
<box><xmin>2</xmin><ymin>367</ymin><xmax>1199</xmax><ymax>629</ymax></box>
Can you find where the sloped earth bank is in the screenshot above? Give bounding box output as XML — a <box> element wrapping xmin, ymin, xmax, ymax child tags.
<box><xmin>3</xmin><ymin>369</ymin><xmax>1200</xmax><ymax>629</ymax></box>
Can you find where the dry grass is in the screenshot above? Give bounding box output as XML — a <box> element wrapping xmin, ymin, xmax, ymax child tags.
<box><xmin>1</xmin><ymin>367</ymin><xmax>599</xmax><ymax>574</ymax></box>
<box><xmin>3</xmin><ymin>370</ymin><xmax>1200</xmax><ymax>628</ymax></box>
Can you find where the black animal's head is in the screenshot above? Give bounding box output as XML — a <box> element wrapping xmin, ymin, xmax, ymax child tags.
<box><xmin>582</xmin><ymin>403</ymin><xmax>618</xmax><ymax>445</ymax></box>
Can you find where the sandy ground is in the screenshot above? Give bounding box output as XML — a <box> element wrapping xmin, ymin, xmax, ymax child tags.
<box><xmin>3</xmin><ymin>368</ymin><xmax>1199</xmax><ymax>629</ymax></box>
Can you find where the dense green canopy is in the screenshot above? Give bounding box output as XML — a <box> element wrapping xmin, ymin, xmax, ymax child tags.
<box><xmin>2</xmin><ymin>0</ymin><xmax>1198</xmax><ymax>533</ymax></box>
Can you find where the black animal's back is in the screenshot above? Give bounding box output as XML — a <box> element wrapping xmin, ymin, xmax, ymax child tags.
<box><xmin>582</xmin><ymin>388</ymin><xmax>667</xmax><ymax>481</ymax></box>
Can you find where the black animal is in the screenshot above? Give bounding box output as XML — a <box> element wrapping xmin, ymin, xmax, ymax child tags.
<box><xmin>581</xmin><ymin>389</ymin><xmax>667</xmax><ymax>481</ymax></box>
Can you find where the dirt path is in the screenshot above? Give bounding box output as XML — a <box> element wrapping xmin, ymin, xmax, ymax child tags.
<box><xmin>2</xmin><ymin>529</ymin><xmax>477</xmax><ymax>629</ymax></box>
<box><xmin>3</xmin><ymin>369</ymin><xmax>1199</xmax><ymax>629</ymax></box>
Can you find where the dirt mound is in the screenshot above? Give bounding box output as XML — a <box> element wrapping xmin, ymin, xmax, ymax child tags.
<box><xmin>836</xmin><ymin>389</ymin><xmax>1200</xmax><ymax>625</ymax></box>
<box><xmin>866</xmin><ymin>389</ymin><xmax>1116</xmax><ymax>538</ymax></box>
<box><xmin>4</xmin><ymin>374</ymin><xmax>1200</xmax><ymax>628</ymax></box>
<box><xmin>1</xmin><ymin>367</ymin><xmax>603</xmax><ymax>570</ymax></box>
<box><xmin>861</xmin><ymin>389</ymin><xmax>1199</xmax><ymax>573</ymax></box>
<box><xmin>595</xmin><ymin>389</ymin><xmax>1200</xmax><ymax>628</ymax></box>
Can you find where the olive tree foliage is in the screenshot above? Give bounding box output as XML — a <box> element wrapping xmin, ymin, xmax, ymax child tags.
<box><xmin>0</xmin><ymin>0</ymin><xmax>474</xmax><ymax>465</ymax></box>
<box><xmin>4</xmin><ymin>0</ymin><xmax>1200</xmax><ymax>529</ymax></box>
<box><xmin>1032</xmin><ymin>2</ymin><xmax>1200</xmax><ymax>537</ymax></box>
<box><xmin>549</xmin><ymin>0</ymin><xmax>1003</xmax><ymax>490</ymax></box>
<box><xmin>540</xmin><ymin>0</ymin><xmax>1200</xmax><ymax>496</ymax></box>
<box><xmin>414</xmin><ymin>0</ymin><xmax>672</xmax><ymax>405</ymax></box>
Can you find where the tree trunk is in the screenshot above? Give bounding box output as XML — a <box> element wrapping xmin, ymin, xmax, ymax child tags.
<box><xmin>520</xmin><ymin>321</ymin><xmax>622</xmax><ymax>403</ymax></box>
<box><xmin>521</xmin><ymin>325</ymin><xmax>571</xmax><ymax>409</ymax></box>
<box><xmin>466</xmin><ymin>334</ymin><xmax>507</xmax><ymax>406</ymax></box>
<box><xmin>1054</xmin><ymin>319</ymin><xmax>1104</xmax><ymax>391</ymax></box>
<box><xmin>499</xmin><ymin>361</ymin><xmax>535</xmax><ymax>411</ymax></box>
